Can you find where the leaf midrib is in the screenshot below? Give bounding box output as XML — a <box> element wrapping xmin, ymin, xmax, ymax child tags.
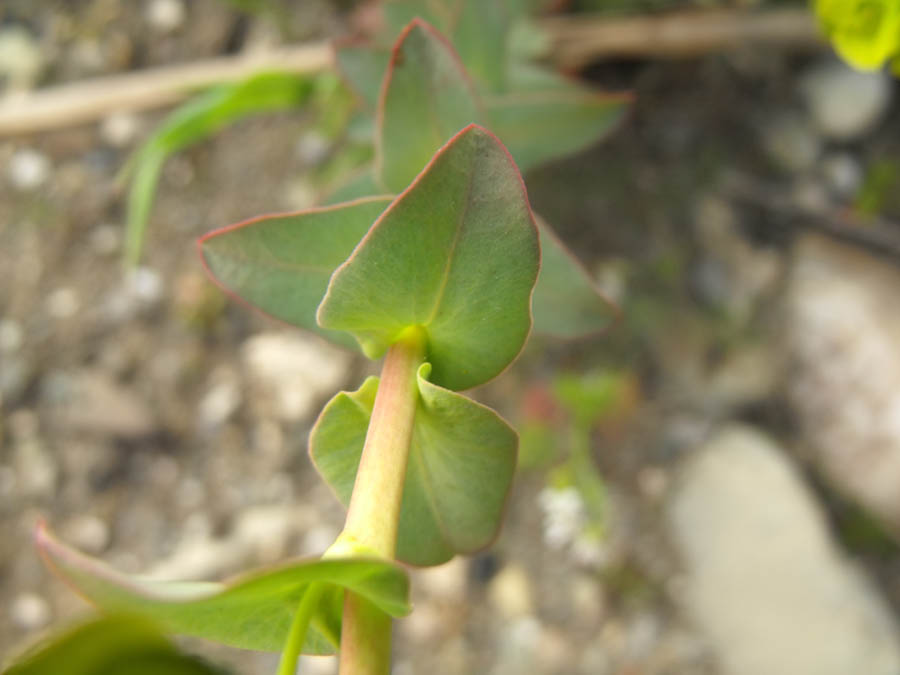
<box><xmin>422</xmin><ymin>153</ymin><xmax>476</xmax><ymax>326</ymax></box>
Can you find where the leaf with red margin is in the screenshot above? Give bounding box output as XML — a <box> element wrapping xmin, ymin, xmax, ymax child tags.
<box><xmin>35</xmin><ymin>523</ymin><xmax>410</xmax><ymax>655</ymax></box>
<box><xmin>318</xmin><ymin>124</ymin><xmax>540</xmax><ymax>392</ymax></box>
<box><xmin>310</xmin><ymin>364</ymin><xmax>517</xmax><ymax>567</ymax></box>
<box><xmin>198</xmin><ymin>196</ymin><xmax>391</xmax><ymax>349</ymax></box>
<box><xmin>375</xmin><ymin>18</ymin><xmax>483</xmax><ymax>193</ymax></box>
<box><xmin>486</xmin><ymin>88</ymin><xmax>632</xmax><ymax>173</ymax></box>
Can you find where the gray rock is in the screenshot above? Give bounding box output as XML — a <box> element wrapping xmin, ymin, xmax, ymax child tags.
<box><xmin>821</xmin><ymin>152</ymin><xmax>863</xmax><ymax>199</ymax></box>
<box><xmin>198</xmin><ymin>366</ymin><xmax>242</xmax><ymax>428</ymax></box>
<box><xmin>8</xmin><ymin>149</ymin><xmax>50</xmax><ymax>191</ymax></box>
<box><xmin>786</xmin><ymin>234</ymin><xmax>900</xmax><ymax>533</ymax></box>
<box><xmin>242</xmin><ymin>332</ymin><xmax>351</xmax><ymax>422</ymax></box>
<box><xmin>0</xmin><ymin>319</ymin><xmax>23</xmax><ymax>354</ymax></box>
<box><xmin>761</xmin><ymin>111</ymin><xmax>821</xmax><ymax>173</ymax></box>
<box><xmin>49</xmin><ymin>370</ymin><xmax>156</xmax><ymax>438</ymax></box>
<box><xmin>145</xmin><ymin>0</ymin><xmax>186</xmax><ymax>33</ymax></box>
<box><xmin>488</xmin><ymin>564</ymin><xmax>533</xmax><ymax>619</ymax></box>
<box><xmin>667</xmin><ymin>424</ymin><xmax>900</xmax><ymax>675</ymax></box>
<box><xmin>45</xmin><ymin>287</ymin><xmax>80</xmax><ymax>320</ymax></box>
<box><xmin>10</xmin><ymin>592</ymin><xmax>51</xmax><ymax>631</ymax></box>
<box><xmin>0</xmin><ymin>354</ymin><xmax>33</xmax><ymax>405</ymax></box>
<box><xmin>100</xmin><ymin>112</ymin><xmax>142</xmax><ymax>148</ymax></box>
<box><xmin>801</xmin><ymin>61</ymin><xmax>892</xmax><ymax>141</ymax></box>
<box><xmin>0</xmin><ymin>27</ymin><xmax>43</xmax><ymax>91</ymax></box>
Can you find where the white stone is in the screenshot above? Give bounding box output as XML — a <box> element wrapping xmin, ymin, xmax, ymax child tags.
<box><xmin>46</xmin><ymin>287</ymin><xmax>80</xmax><ymax>319</ymax></box>
<box><xmin>786</xmin><ymin>235</ymin><xmax>900</xmax><ymax>532</ymax></box>
<box><xmin>11</xmin><ymin>592</ymin><xmax>51</xmax><ymax>631</ymax></box>
<box><xmin>62</xmin><ymin>515</ymin><xmax>110</xmax><ymax>554</ymax></box>
<box><xmin>146</xmin><ymin>0</ymin><xmax>186</xmax><ymax>33</ymax></box>
<box><xmin>128</xmin><ymin>267</ymin><xmax>164</xmax><ymax>305</ymax></box>
<box><xmin>295</xmin><ymin>131</ymin><xmax>331</xmax><ymax>166</ymax></box>
<box><xmin>667</xmin><ymin>424</ymin><xmax>900</xmax><ymax>675</ymax></box>
<box><xmin>821</xmin><ymin>152</ymin><xmax>862</xmax><ymax>198</ymax></box>
<box><xmin>8</xmin><ymin>149</ymin><xmax>50</xmax><ymax>190</ymax></box>
<box><xmin>801</xmin><ymin>61</ymin><xmax>892</xmax><ymax>141</ymax></box>
<box><xmin>100</xmin><ymin>112</ymin><xmax>141</xmax><ymax>148</ymax></box>
<box><xmin>89</xmin><ymin>224</ymin><xmax>121</xmax><ymax>256</ymax></box>
<box><xmin>415</xmin><ymin>556</ymin><xmax>467</xmax><ymax>600</ymax></box>
<box><xmin>242</xmin><ymin>332</ymin><xmax>351</xmax><ymax>421</ymax></box>
<box><xmin>0</xmin><ymin>27</ymin><xmax>43</xmax><ymax>90</ymax></box>
<box><xmin>297</xmin><ymin>655</ymin><xmax>337</xmax><ymax>675</ymax></box>
<box><xmin>199</xmin><ymin>367</ymin><xmax>242</xmax><ymax>427</ymax></box>
<box><xmin>0</xmin><ymin>319</ymin><xmax>23</xmax><ymax>354</ymax></box>
<box><xmin>488</xmin><ymin>564</ymin><xmax>533</xmax><ymax>619</ymax></box>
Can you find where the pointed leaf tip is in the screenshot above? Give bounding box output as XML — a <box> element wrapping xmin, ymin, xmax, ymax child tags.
<box><xmin>318</xmin><ymin>124</ymin><xmax>539</xmax><ymax>391</ymax></box>
<box><xmin>197</xmin><ymin>197</ymin><xmax>391</xmax><ymax>349</ymax></box>
<box><xmin>376</xmin><ymin>17</ymin><xmax>483</xmax><ymax>192</ymax></box>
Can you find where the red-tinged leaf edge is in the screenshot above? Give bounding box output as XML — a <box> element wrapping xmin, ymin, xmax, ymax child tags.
<box><xmin>332</xmin><ymin>37</ymin><xmax>392</xmax><ymax>110</ymax></box>
<box><xmin>196</xmin><ymin>195</ymin><xmax>393</xmax><ymax>346</ymax></box>
<box><xmin>317</xmin><ymin>122</ymin><xmax>541</xmax><ymax>391</ymax></box>
<box><xmin>373</xmin><ymin>17</ymin><xmax>485</xmax><ymax>192</ymax></box>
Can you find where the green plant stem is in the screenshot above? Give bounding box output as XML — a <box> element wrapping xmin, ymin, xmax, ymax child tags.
<box><xmin>339</xmin><ymin>593</ymin><xmax>392</xmax><ymax>675</ymax></box>
<box><xmin>341</xmin><ymin>326</ymin><xmax>424</xmax><ymax>557</ymax></box>
<box><xmin>277</xmin><ymin>583</ymin><xmax>324</xmax><ymax>675</ymax></box>
<box><xmin>338</xmin><ymin>327</ymin><xmax>424</xmax><ymax>675</ymax></box>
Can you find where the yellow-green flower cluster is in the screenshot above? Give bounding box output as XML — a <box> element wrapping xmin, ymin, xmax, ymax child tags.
<box><xmin>815</xmin><ymin>0</ymin><xmax>900</xmax><ymax>72</ymax></box>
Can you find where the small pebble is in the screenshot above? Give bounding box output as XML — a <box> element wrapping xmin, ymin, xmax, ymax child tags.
<box><xmin>46</xmin><ymin>287</ymin><xmax>80</xmax><ymax>319</ymax></box>
<box><xmin>488</xmin><ymin>564</ymin><xmax>533</xmax><ymax>619</ymax></box>
<box><xmin>297</xmin><ymin>655</ymin><xmax>337</xmax><ymax>675</ymax></box>
<box><xmin>100</xmin><ymin>112</ymin><xmax>141</xmax><ymax>148</ymax></box>
<box><xmin>821</xmin><ymin>153</ymin><xmax>862</xmax><ymax>199</ymax></box>
<box><xmin>128</xmin><ymin>267</ymin><xmax>164</xmax><ymax>305</ymax></box>
<box><xmin>63</xmin><ymin>515</ymin><xmax>110</xmax><ymax>554</ymax></box>
<box><xmin>146</xmin><ymin>0</ymin><xmax>186</xmax><ymax>33</ymax></box>
<box><xmin>295</xmin><ymin>131</ymin><xmax>331</xmax><ymax>166</ymax></box>
<box><xmin>0</xmin><ymin>27</ymin><xmax>43</xmax><ymax>90</ymax></box>
<box><xmin>0</xmin><ymin>319</ymin><xmax>24</xmax><ymax>354</ymax></box>
<box><xmin>90</xmin><ymin>224</ymin><xmax>122</xmax><ymax>256</ymax></box>
<box><xmin>801</xmin><ymin>61</ymin><xmax>892</xmax><ymax>141</ymax></box>
<box><xmin>8</xmin><ymin>149</ymin><xmax>50</xmax><ymax>190</ymax></box>
<box><xmin>11</xmin><ymin>592</ymin><xmax>52</xmax><ymax>631</ymax></box>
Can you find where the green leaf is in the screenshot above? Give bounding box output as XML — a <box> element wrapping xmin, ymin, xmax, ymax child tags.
<box><xmin>381</xmin><ymin>0</ymin><xmax>512</xmax><ymax>92</ymax></box>
<box><xmin>310</xmin><ymin>364</ymin><xmax>518</xmax><ymax>566</ymax></box>
<box><xmin>815</xmin><ymin>0</ymin><xmax>900</xmax><ymax>70</ymax></box>
<box><xmin>451</xmin><ymin>0</ymin><xmax>511</xmax><ymax>93</ymax></box>
<box><xmin>4</xmin><ymin>614</ymin><xmax>228</xmax><ymax>675</ymax></box>
<box><xmin>199</xmin><ymin>196</ymin><xmax>391</xmax><ymax>349</ymax></box>
<box><xmin>375</xmin><ymin>18</ymin><xmax>482</xmax><ymax>192</ymax></box>
<box><xmin>485</xmin><ymin>86</ymin><xmax>631</xmax><ymax>173</ymax></box>
<box><xmin>123</xmin><ymin>71</ymin><xmax>315</xmax><ymax>265</ymax></box>
<box><xmin>318</xmin><ymin>124</ymin><xmax>539</xmax><ymax>391</ymax></box>
<box><xmin>532</xmin><ymin>218</ymin><xmax>618</xmax><ymax>338</ymax></box>
<box><xmin>335</xmin><ymin>42</ymin><xmax>392</xmax><ymax>110</ymax></box>
<box><xmin>36</xmin><ymin>523</ymin><xmax>410</xmax><ymax>655</ymax></box>
<box><xmin>381</xmin><ymin>1</ymin><xmax>451</xmax><ymax>37</ymax></box>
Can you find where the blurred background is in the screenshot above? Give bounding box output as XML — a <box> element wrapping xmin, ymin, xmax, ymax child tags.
<box><xmin>1</xmin><ymin>0</ymin><xmax>899</xmax><ymax>674</ymax></box>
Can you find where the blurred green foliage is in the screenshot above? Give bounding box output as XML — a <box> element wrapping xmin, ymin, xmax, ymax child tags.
<box><xmin>4</xmin><ymin>614</ymin><xmax>229</xmax><ymax>675</ymax></box>
<box><xmin>815</xmin><ymin>0</ymin><xmax>900</xmax><ymax>71</ymax></box>
<box><xmin>121</xmin><ymin>71</ymin><xmax>317</xmax><ymax>265</ymax></box>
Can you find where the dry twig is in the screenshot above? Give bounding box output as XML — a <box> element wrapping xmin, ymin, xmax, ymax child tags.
<box><xmin>0</xmin><ymin>9</ymin><xmax>825</xmax><ymax>137</ymax></box>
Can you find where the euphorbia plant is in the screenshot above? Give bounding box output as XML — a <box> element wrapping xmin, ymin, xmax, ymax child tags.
<box><xmin>21</xmin><ymin>18</ymin><xmax>619</xmax><ymax>675</ymax></box>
